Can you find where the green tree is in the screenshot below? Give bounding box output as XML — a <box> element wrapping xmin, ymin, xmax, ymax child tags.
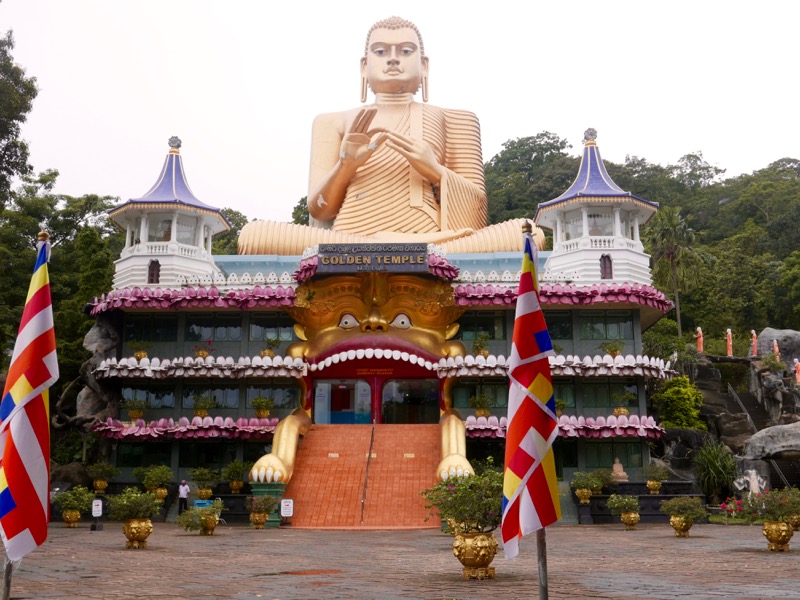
<box><xmin>212</xmin><ymin>207</ymin><xmax>249</xmax><ymax>255</ymax></box>
<box><xmin>643</xmin><ymin>206</ymin><xmax>704</xmax><ymax>338</ymax></box>
<box><xmin>651</xmin><ymin>376</ymin><xmax>706</xmax><ymax>430</ymax></box>
<box><xmin>0</xmin><ymin>30</ymin><xmax>38</xmax><ymax>210</ymax></box>
<box><xmin>292</xmin><ymin>196</ymin><xmax>309</xmax><ymax>225</ymax></box>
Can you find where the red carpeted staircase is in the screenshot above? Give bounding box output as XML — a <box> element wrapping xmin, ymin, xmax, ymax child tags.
<box><xmin>283</xmin><ymin>424</ymin><xmax>440</xmax><ymax>529</ymax></box>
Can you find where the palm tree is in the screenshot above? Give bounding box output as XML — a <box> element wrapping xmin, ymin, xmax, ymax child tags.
<box><xmin>643</xmin><ymin>206</ymin><xmax>703</xmax><ymax>338</ymax></box>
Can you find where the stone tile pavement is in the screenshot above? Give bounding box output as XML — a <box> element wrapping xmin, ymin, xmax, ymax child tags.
<box><xmin>4</xmin><ymin>521</ymin><xmax>800</xmax><ymax>600</ymax></box>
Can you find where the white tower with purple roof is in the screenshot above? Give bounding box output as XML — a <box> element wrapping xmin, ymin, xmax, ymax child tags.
<box><xmin>534</xmin><ymin>129</ymin><xmax>657</xmax><ymax>286</ymax></box>
<box><xmin>108</xmin><ymin>137</ymin><xmax>230</xmax><ymax>289</ymax></box>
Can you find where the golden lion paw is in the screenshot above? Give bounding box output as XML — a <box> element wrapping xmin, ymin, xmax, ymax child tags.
<box><xmin>250</xmin><ymin>454</ymin><xmax>289</xmax><ymax>483</ymax></box>
<box><xmin>436</xmin><ymin>454</ymin><xmax>475</xmax><ymax>481</ymax></box>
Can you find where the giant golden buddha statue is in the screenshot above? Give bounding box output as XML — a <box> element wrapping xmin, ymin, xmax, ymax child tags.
<box><xmin>238</xmin><ymin>16</ymin><xmax>540</xmax><ymax>255</ymax></box>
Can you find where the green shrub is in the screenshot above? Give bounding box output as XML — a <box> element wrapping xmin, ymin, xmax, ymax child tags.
<box><xmin>221</xmin><ymin>460</ymin><xmax>253</xmax><ymax>482</ymax></box>
<box><xmin>421</xmin><ymin>469</ymin><xmax>503</xmax><ymax>533</ymax></box>
<box><xmin>176</xmin><ymin>499</ymin><xmax>225</xmax><ymax>532</ymax></box>
<box><xmin>651</xmin><ymin>376</ymin><xmax>706</xmax><ymax>430</ymax></box>
<box><xmin>107</xmin><ymin>487</ymin><xmax>162</xmax><ymax>521</ymax></box>
<box><xmin>142</xmin><ymin>465</ymin><xmax>174</xmax><ymax>490</ymax></box>
<box><xmin>86</xmin><ymin>462</ymin><xmax>120</xmax><ymax>480</ymax></box>
<box><xmin>246</xmin><ymin>495</ymin><xmax>278</xmax><ymax>513</ymax></box>
<box><xmin>53</xmin><ymin>486</ymin><xmax>95</xmax><ymax>513</ymax></box>
<box><xmin>569</xmin><ymin>471</ymin><xmax>602</xmax><ymax>490</ymax></box>
<box><xmin>606</xmin><ymin>494</ymin><xmax>639</xmax><ymax>515</ymax></box>
<box><xmin>659</xmin><ymin>496</ymin><xmax>708</xmax><ymax>521</ymax></box>
<box><xmin>190</xmin><ymin>467</ymin><xmax>219</xmax><ymax>489</ymax></box>
<box><xmin>692</xmin><ymin>441</ymin><xmax>737</xmax><ymax>503</ymax></box>
<box><xmin>644</xmin><ymin>464</ymin><xmax>670</xmax><ymax>482</ymax></box>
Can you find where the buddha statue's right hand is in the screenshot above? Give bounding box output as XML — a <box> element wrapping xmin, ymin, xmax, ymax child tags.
<box><xmin>339</xmin><ymin>108</ymin><xmax>386</xmax><ymax>169</ymax></box>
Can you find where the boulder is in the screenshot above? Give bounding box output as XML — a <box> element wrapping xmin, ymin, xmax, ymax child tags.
<box><xmin>741</xmin><ymin>422</ymin><xmax>800</xmax><ymax>459</ymax></box>
<box><xmin>758</xmin><ymin>328</ymin><xmax>800</xmax><ymax>366</ymax></box>
<box><xmin>694</xmin><ymin>357</ymin><xmax>721</xmax><ymax>392</ymax></box>
<box><xmin>50</xmin><ymin>462</ymin><xmax>92</xmax><ymax>489</ymax></box>
<box><xmin>661</xmin><ymin>428</ymin><xmax>713</xmax><ymax>469</ymax></box>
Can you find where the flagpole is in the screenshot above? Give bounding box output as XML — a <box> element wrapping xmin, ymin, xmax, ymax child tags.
<box><xmin>2</xmin><ymin>556</ymin><xmax>13</xmax><ymax>600</ymax></box>
<box><xmin>536</xmin><ymin>528</ymin><xmax>548</xmax><ymax>600</ymax></box>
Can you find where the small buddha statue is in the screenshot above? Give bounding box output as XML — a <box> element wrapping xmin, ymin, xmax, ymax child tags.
<box><xmin>611</xmin><ymin>457</ymin><xmax>628</xmax><ymax>483</ymax></box>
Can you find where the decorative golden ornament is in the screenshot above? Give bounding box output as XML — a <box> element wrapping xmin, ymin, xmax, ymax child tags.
<box><xmin>194</xmin><ymin>349</ymin><xmax>209</xmax><ymax>358</ymax></box>
<box><xmin>646</xmin><ymin>480</ymin><xmax>662</xmax><ymax>495</ymax></box>
<box><xmin>620</xmin><ymin>511</ymin><xmax>640</xmax><ymax>531</ymax></box>
<box><xmin>93</xmin><ymin>479</ymin><xmax>109</xmax><ymax>495</ymax></box>
<box><xmin>452</xmin><ymin>533</ymin><xmax>498</xmax><ymax>580</ymax></box>
<box><xmin>62</xmin><ymin>509</ymin><xmax>80</xmax><ymax>528</ymax></box>
<box><xmin>763</xmin><ymin>521</ymin><xmax>793</xmax><ymax>551</ymax></box>
<box><xmin>614</xmin><ymin>407</ymin><xmax>630</xmax><ymax>416</ymax></box>
<box><xmin>259</xmin><ymin>348</ymin><xmax>275</xmax><ymax>358</ymax></box>
<box><xmin>197</xmin><ymin>488</ymin><xmax>213</xmax><ymax>500</ymax></box>
<box><xmin>574</xmin><ymin>488</ymin><xmax>592</xmax><ymax>505</ymax></box>
<box><xmin>250</xmin><ymin>512</ymin><xmax>268</xmax><ymax>529</ymax></box>
<box><xmin>122</xmin><ymin>518</ymin><xmax>153</xmax><ymax>549</ymax></box>
<box><xmin>669</xmin><ymin>515</ymin><xmax>693</xmax><ymax>537</ymax></box>
<box><xmin>478</xmin><ymin>349</ymin><xmax>490</xmax><ymax>357</ymax></box>
<box><xmin>194</xmin><ymin>409</ymin><xmax>209</xmax><ymax>418</ymax></box>
<box><xmin>154</xmin><ymin>487</ymin><xmax>168</xmax><ymax>502</ymax></box>
<box><xmin>127</xmin><ymin>409</ymin><xmax>144</xmax><ymax>420</ymax></box>
<box><xmin>255</xmin><ymin>408</ymin><xmax>270</xmax><ymax>418</ymax></box>
<box><xmin>133</xmin><ymin>350</ymin><xmax>148</xmax><ymax>360</ymax></box>
<box><xmin>474</xmin><ymin>408</ymin><xmax>490</xmax><ymax>418</ymax></box>
<box><xmin>229</xmin><ymin>480</ymin><xmax>244</xmax><ymax>494</ymax></box>
<box><xmin>199</xmin><ymin>513</ymin><xmax>217</xmax><ymax>536</ymax></box>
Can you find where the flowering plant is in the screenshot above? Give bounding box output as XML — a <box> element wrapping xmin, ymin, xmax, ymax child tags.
<box><xmin>742</xmin><ymin>487</ymin><xmax>800</xmax><ymax>522</ymax></box>
<box><xmin>720</xmin><ymin>496</ymin><xmax>744</xmax><ymax>519</ymax></box>
<box><xmin>421</xmin><ymin>459</ymin><xmax>503</xmax><ymax>533</ymax></box>
<box><xmin>193</xmin><ymin>340</ymin><xmax>216</xmax><ymax>354</ymax></box>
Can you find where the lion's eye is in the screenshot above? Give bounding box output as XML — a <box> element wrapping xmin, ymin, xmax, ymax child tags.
<box><xmin>338</xmin><ymin>314</ymin><xmax>359</xmax><ymax>329</ymax></box>
<box><xmin>390</xmin><ymin>313</ymin><xmax>412</xmax><ymax>329</ymax></box>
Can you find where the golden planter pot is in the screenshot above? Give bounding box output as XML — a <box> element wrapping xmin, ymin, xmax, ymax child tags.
<box><xmin>474</xmin><ymin>408</ymin><xmax>490</xmax><ymax>418</ymax></box>
<box><xmin>197</xmin><ymin>488</ymin><xmax>213</xmax><ymax>500</ymax></box>
<box><xmin>762</xmin><ymin>521</ymin><xmax>793</xmax><ymax>552</ymax></box>
<box><xmin>452</xmin><ymin>533</ymin><xmax>498</xmax><ymax>580</ymax></box>
<box><xmin>194</xmin><ymin>349</ymin><xmax>209</xmax><ymax>358</ymax></box>
<box><xmin>229</xmin><ymin>480</ymin><xmax>244</xmax><ymax>494</ymax></box>
<box><xmin>259</xmin><ymin>349</ymin><xmax>275</xmax><ymax>358</ymax></box>
<box><xmin>62</xmin><ymin>509</ymin><xmax>80</xmax><ymax>528</ymax></box>
<box><xmin>199</xmin><ymin>514</ymin><xmax>217</xmax><ymax>536</ymax></box>
<box><xmin>574</xmin><ymin>488</ymin><xmax>592</xmax><ymax>505</ymax></box>
<box><xmin>613</xmin><ymin>406</ymin><xmax>630</xmax><ymax>416</ymax></box>
<box><xmin>122</xmin><ymin>518</ymin><xmax>153</xmax><ymax>549</ymax></box>
<box><xmin>255</xmin><ymin>409</ymin><xmax>270</xmax><ymax>418</ymax></box>
<box><xmin>250</xmin><ymin>512</ymin><xmax>268</xmax><ymax>529</ymax></box>
<box><xmin>127</xmin><ymin>409</ymin><xmax>144</xmax><ymax>420</ymax></box>
<box><xmin>133</xmin><ymin>350</ymin><xmax>148</xmax><ymax>360</ymax></box>
<box><xmin>669</xmin><ymin>515</ymin><xmax>693</xmax><ymax>537</ymax></box>
<box><xmin>194</xmin><ymin>409</ymin><xmax>209</xmax><ymax>418</ymax></box>
<box><xmin>786</xmin><ymin>514</ymin><xmax>800</xmax><ymax>532</ymax></box>
<box><xmin>93</xmin><ymin>479</ymin><xmax>109</xmax><ymax>495</ymax></box>
<box><xmin>154</xmin><ymin>487</ymin><xmax>168</xmax><ymax>502</ymax></box>
<box><xmin>646</xmin><ymin>480</ymin><xmax>662</xmax><ymax>495</ymax></box>
<box><xmin>620</xmin><ymin>511</ymin><xmax>640</xmax><ymax>531</ymax></box>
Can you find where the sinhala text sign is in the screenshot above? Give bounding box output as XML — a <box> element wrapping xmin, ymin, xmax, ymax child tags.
<box><xmin>317</xmin><ymin>244</ymin><xmax>428</xmax><ymax>273</ymax></box>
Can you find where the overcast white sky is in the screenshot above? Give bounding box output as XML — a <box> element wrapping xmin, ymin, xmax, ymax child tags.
<box><xmin>2</xmin><ymin>0</ymin><xmax>797</xmax><ymax>222</ymax></box>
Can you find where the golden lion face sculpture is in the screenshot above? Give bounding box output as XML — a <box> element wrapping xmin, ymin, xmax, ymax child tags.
<box><xmin>287</xmin><ymin>273</ymin><xmax>466</xmax><ymax>367</ymax></box>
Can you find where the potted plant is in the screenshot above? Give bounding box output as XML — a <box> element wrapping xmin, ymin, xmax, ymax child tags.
<box><xmin>121</xmin><ymin>398</ymin><xmax>148</xmax><ymax>420</ymax></box>
<box><xmin>221</xmin><ymin>460</ymin><xmax>253</xmax><ymax>494</ymax></box>
<box><xmin>570</xmin><ymin>472</ymin><xmax>602</xmax><ymax>504</ymax></box>
<box><xmin>555</xmin><ymin>398</ymin><xmax>568</xmax><ymax>417</ymax></box>
<box><xmin>260</xmin><ymin>337</ymin><xmax>281</xmax><ymax>357</ymax></box>
<box><xmin>592</xmin><ymin>468</ymin><xmax>614</xmax><ymax>493</ymax></box>
<box><xmin>611</xmin><ymin>391</ymin><xmax>637</xmax><ymax>416</ymax></box>
<box><xmin>692</xmin><ymin>441</ymin><xmax>737</xmax><ymax>504</ymax></box>
<box><xmin>598</xmin><ymin>339</ymin><xmax>625</xmax><ymax>357</ymax></box>
<box><xmin>743</xmin><ymin>487</ymin><xmax>800</xmax><ymax>551</ymax></box>
<box><xmin>471</xmin><ymin>332</ymin><xmax>491</xmax><ymax>357</ymax></box>
<box><xmin>190</xmin><ymin>467</ymin><xmax>219</xmax><ymax>500</ymax></box>
<box><xmin>86</xmin><ymin>462</ymin><xmax>120</xmax><ymax>494</ymax></box>
<box><xmin>246</xmin><ymin>495</ymin><xmax>279</xmax><ymax>529</ymax></box>
<box><xmin>53</xmin><ymin>485</ymin><xmax>95</xmax><ymax>528</ymax></box>
<box><xmin>468</xmin><ymin>392</ymin><xmax>492</xmax><ymax>417</ymax></box>
<box><xmin>644</xmin><ymin>463</ymin><xmax>671</xmax><ymax>494</ymax></box>
<box><xmin>192</xmin><ymin>339</ymin><xmax>215</xmax><ymax>358</ymax></box>
<box><xmin>141</xmin><ymin>464</ymin><xmax>174</xmax><ymax>501</ymax></box>
<box><xmin>421</xmin><ymin>462</ymin><xmax>503</xmax><ymax>579</ymax></box>
<box><xmin>192</xmin><ymin>394</ymin><xmax>217</xmax><ymax>417</ymax></box>
<box><xmin>606</xmin><ymin>494</ymin><xmax>640</xmax><ymax>530</ymax></box>
<box><xmin>106</xmin><ymin>486</ymin><xmax>163</xmax><ymax>549</ymax></box>
<box><xmin>128</xmin><ymin>340</ymin><xmax>152</xmax><ymax>360</ymax></box>
<box><xmin>659</xmin><ymin>496</ymin><xmax>709</xmax><ymax>537</ymax></box>
<box><xmin>176</xmin><ymin>499</ymin><xmax>225</xmax><ymax>536</ymax></box>
<box><xmin>251</xmin><ymin>395</ymin><xmax>274</xmax><ymax>418</ymax></box>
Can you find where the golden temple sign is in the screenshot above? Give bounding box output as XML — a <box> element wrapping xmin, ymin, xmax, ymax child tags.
<box><xmin>317</xmin><ymin>243</ymin><xmax>428</xmax><ymax>274</ymax></box>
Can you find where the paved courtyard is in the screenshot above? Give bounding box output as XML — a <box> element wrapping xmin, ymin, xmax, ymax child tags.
<box><xmin>4</xmin><ymin>521</ymin><xmax>799</xmax><ymax>600</ymax></box>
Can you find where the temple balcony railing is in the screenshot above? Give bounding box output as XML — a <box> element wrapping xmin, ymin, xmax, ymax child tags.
<box><xmin>556</xmin><ymin>236</ymin><xmax>642</xmax><ymax>253</ymax></box>
<box><xmin>120</xmin><ymin>241</ymin><xmax>201</xmax><ymax>258</ymax></box>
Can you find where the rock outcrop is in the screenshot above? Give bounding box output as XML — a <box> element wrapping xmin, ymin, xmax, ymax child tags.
<box><xmin>741</xmin><ymin>421</ymin><xmax>800</xmax><ymax>459</ymax></box>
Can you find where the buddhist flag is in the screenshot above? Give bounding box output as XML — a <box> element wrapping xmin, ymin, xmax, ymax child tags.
<box><xmin>0</xmin><ymin>234</ymin><xmax>58</xmax><ymax>561</ymax></box>
<box><xmin>501</xmin><ymin>227</ymin><xmax>561</xmax><ymax>559</ymax></box>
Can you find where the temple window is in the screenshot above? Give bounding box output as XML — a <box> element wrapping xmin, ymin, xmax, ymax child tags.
<box><xmin>183</xmin><ymin>385</ymin><xmax>239</xmax><ymax>409</ymax></box>
<box><xmin>578</xmin><ymin>310</ymin><xmax>633</xmax><ymax>340</ymax></box>
<box><xmin>451</xmin><ymin>378</ymin><xmax>509</xmax><ymax>411</ymax></box>
<box><xmin>587</xmin><ymin>209</ymin><xmax>613</xmax><ymax>236</ymax></box>
<box><xmin>185</xmin><ymin>314</ymin><xmax>242</xmax><ymax>342</ymax></box>
<box><xmin>122</xmin><ymin>386</ymin><xmax>175</xmax><ymax>409</ymax></box>
<box><xmin>148</xmin><ymin>215</ymin><xmax>172</xmax><ymax>242</ymax></box>
<box><xmin>546</xmin><ymin>312</ymin><xmax>572</xmax><ymax>341</ymax></box>
<box><xmin>456</xmin><ymin>311</ymin><xmax>506</xmax><ymax>341</ymax></box>
<box><xmin>564</xmin><ymin>210</ymin><xmax>582</xmax><ymax>240</ymax></box>
<box><xmin>178</xmin><ymin>441</ymin><xmax>236</xmax><ymax>470</ymax></box>
<box><xmin>246</xmin><ymin>382</ymin><xmax>301</xmax><ymax>411</ymax></box>
<box><xmin>176</xmin><ymin>216</ymin><xmax>197</xmax><ymax>245</ymax></box>
<box><xmin>600</xmin><ymin>254</ymin><xmax>613</xmax><ymax>279</ymax></box>
<box><xmin>249</xmin><ymin>313</ymin><xmax>296</xmax><ymax>343</ymax></box>
<box><xmin>553</xmin><ymin>379</ymin><xmax>576</xmax><ymax>410</ymax></box>
<box><xmin>585</xmin><ymin>440</ymin><xmax>643</xmax><ymax>468</ymax></box>
<box><xmin>577</xmin><ymin>379</ymin><xmax>637</xmax><ymax>410</ymax></box>
<box><xmin>124</xmin><ymin>314</ymin><xmax>178</xmax><ymax>344</ymax></box>
<box><xmin>116</xmin><ymin>442</ymin><xmax>172</xmax><ymax>468</ymax></box>
<box><xmin>147</xmin><ymin>260</ymin><xmax>160</xmax><ymax>284</ymax></box>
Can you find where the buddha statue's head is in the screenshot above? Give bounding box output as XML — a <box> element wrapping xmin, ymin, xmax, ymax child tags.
<box><xmin>287</xmin><ymin>273</ymin><xmax>465</xmax><ymax>368</ymax></box>
<box><xmin>361</xmin><ymin>16</ymin><xmax>429</xmax><ymax>102</ymax></box>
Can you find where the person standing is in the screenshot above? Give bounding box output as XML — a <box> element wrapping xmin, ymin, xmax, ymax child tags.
<box><xmin>726</xmin><ymin>329</ymin><xmax>733</xmax><ymax>357</ymax></box>
<box><xmin>178</xmin><ymin>480</ymin><xmax>190</xmax><ymax>515</ymax></box>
